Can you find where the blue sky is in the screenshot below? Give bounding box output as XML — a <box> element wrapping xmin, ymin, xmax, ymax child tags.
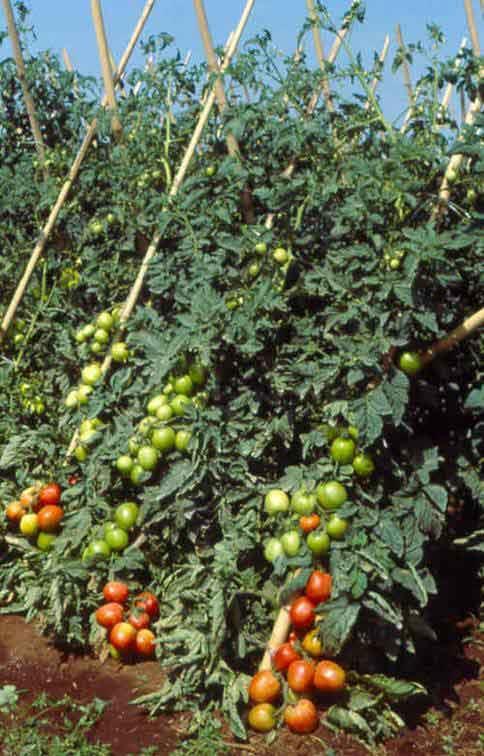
<box><xmin>2</xmin><ymin>1</ymin><xmax>482</xmax><ymax>123</ymax></box>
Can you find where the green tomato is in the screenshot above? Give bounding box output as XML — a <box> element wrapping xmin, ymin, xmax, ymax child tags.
<box><xmin>189</xmin><ymin>364</ymin><xmax>206</xmax><ymax>387</ymax></box>
<box><xmin>137</xmin><ymin>446</ymin><xmax>159</xmax><ymax>471</ymax></box>
<box><xmin>352</xmin><ymin>453</ymin><xmax>375</xmax><ymax>478</ymax></box>
<box><xmin>83</xmin><ymin>324</ymin><xmax>96</xmax><ymax>339</ymax></box>
<box><xmin>398</xmin><ymin>351</ymin><xmax>422</xmax><ymax>376</ymax></box>
<box><xmin>205</xmin><ymin>165</ymin><xmax>216</xmax><ymax>177</ymax></box>
<box><xmin>111</xmin><ymin>342</ymin><xmax>129</xmax><ymax>362</ymax></box>
<box><xmin>347</xmin><ymin>425</ymin><xmax>359</xmax><ymax>441</ymax></box>
<box><xmin>254</xmin><ymin>241</ymin><xmax>267</xmax><ymax>255</ymax></box>
<box><xmin>466</xmin><ymin>188</ymin><xmax>477</xmax><ymax>204</ymax></box>
<box><xmin>86</xmin><ymin>539</ymin><xmax>111</xmax><ymax>561</ymax></box>
<box><xmin>290</xmin><ymin>490</ymin><xmax>314</xmax><ymax>516</ymax></box>
<box><xmin>264</xmin><ymin>489</ymin><xmax>290</xmax><ymax>516</ymax></box>
<box><xmin>175</xmin><ymin>430</ymin><xmax>191</xmax><ymax>452</ymax></box>
<box><xmin>171</xmin><ymin>395</ymin><xmax>191</xmax><ymax>416</ymax></box>
<box><xmin>174</xmin><ymin>375</ymin><xmax>194</xmax><ymax>396</ymax></box>
<box><xmin>152</xmin><ymin>427</ymin><xmax>176</xmax><ymax>453</ymax></box>
<box><xmin>280</xmin><ymin>530</ymin><xmax>301</xmax><ymax>557</ymax></box>
<box><xmin>65</xmin><ymin>390</ymin><xmax>79</xmax><ymax>409</ymax></box>
<box><xmin>106</xmin><ymin>212</ymin><xmax>116</xmax><ymax>225</ymax></box>
<box><xmin>74</xmin><ymin>445</ymin><xmax>88</xmax><ymax>462</ymax></box>
<box><xmin>130</xmin><ymin>464</ymin><xmax>146</xmax><ymax>486</ymax></box>
<box><xmin>75</xmin><ymin>328</ymin><xmax>87</xmax><ymax>344</ymax></box>
<box><xmin>156</xmin><ymin>404</ymin><xmax>174</xmax><ymax>421</ymax></box>
<box><xmin>326</xmin><ymin>515</ymin><xmax>349</xmax><ymax>540</ymax></box>
<box><xmin>105</xmin><ymin>527</ymin><xmax>129</xmax><ymax>552</ymax></box>
<box><xmin>264</xmin><ymin>538</ymin><xmax>284</xmax><ymax>562</ymax></box>
<box><xmin>37</xmin><ymin>532</ymin><xmax>56</xmax><ymax>551</ymax></box>
<box><xmin>97</xmin><ymin>311</ymin><xmax>113</xmax><ymax>331</ymax></box>
<box><xmin>330</xmin><ymin>437</ymin><xmax>356</xmax><ymax>465</ymax></box>
<box><xmin>147</xmin><ymin>395</ymin><xmax>167</xmax><ymax>415</ymax></box>
<box><xmin>307</xmin><ymin>530</ymin><xmax>331</xmax><ymax>555</ymax></box>
<box><xmin>77</xmin><ymin>384</ymin><xmax>93</xmax><ymax>404</ymax></box>
<box><xmin>116</xmin><ymin>455</ymin><xmax>133</xmax><ymax>476</ymax></box>
<box><xmin>128</xmin><ymin>437</ymin><xmax>139</xmax><ymax>455</ymax></box>
<box><xmin>81</xmin><ymin>364</ymin><xmax>102</xmax><ymax>386</ymax></box>
<box><xmin>138</xmin><ymin>416</ymin><xmax>157</xmax><ymax>435</ymax></box>
<box><xmin>89</xmin><ymin>220</ymin><xmax>104</xmax><ymax>237</ymax></box>
<box><xmin>316</xmin><ymin>481</ymin><xmax>348</xmax><ymax>510</ymax></box>
<box><xmin>90</xmin><ymin>341</ymin><xmax>104</xmax><ymax>355</ymax></box>
<box><xmin>163</xmin><ymin>382</ymin><xmax>174</xmax><ymax>396</ymax></box>
<box><xmin>114</xmin><ymin>502</ymin><xmax>139</xmax><ymax>531</ymax></box>
<box><xmin>273</xmin><ymin>247</ymin><xmax>289</xmax><ymax>264</ymax></box>
<box><xmin>94</xmin><ymin>328</ymin><xmax>110</xmax><ymax>345</ymax></box>
<box><xmin>446</xmin><ymin>167</ymin><xmax>458</xmax><ymax>185</ymax></box>
<box><xmin>248</xmin><ymin>263</ymin><xmax>260</xmax><ymax>277</ymax></box>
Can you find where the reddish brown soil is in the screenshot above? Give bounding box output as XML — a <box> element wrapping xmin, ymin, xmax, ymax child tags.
<box><xmin>0</xmin><ymin>615</ymin><xmax>482</xmax><ymax>755</ymax></box>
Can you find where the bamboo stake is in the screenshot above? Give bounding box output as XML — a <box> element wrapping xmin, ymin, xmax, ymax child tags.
<box><xmin>91</xmin><ymin>0</ymin><xmax>123</xmax><ymax>139</ymax></box>
<box><xmin>306</xmin><ymin>0</ymin><xmax>334</xmax><ymax>111</ymax></box>
<box><xmin>438</xmin><ymin>37</ymin><xmax>467</xmax><ymax>118</ymax></box>
<box><xmin>464</xmin><ymin>0</ymin><xmax>481</xmax><ymax>55</ymax></box>
<box><xmin>432</xmin><ymin>93</ymin><xmax>482</xmax><ymax>217</ymax></box>
<box><xmin>193</xmin><ymin>0</ymin><xmax>239</xmax><ymax>156</ymax></box>
<box><xmin>263</xmin><ymin>22</ymin><xmax>349</xmax><ymax>231</ymax></box>
<box><xmin>62</xmin><ymin>48</ymin><xmax>74</xmax><ymax>72</ymax></box>
<box><xmin>109</xmin><ymin>48</ymin><xmax>128</xmax><ymax>98</ymax></box>
<box><xmin>65</xmin><ymin>0</ymin><xmax>256</xmax><ymax>458</ymax></box>
<box><xmin>0</xmin><ymin>0</ymin><xmax>156</xmax><ymax>345</ymax></box>
<box><xmin>259</xmin><ymin>604</ymin><xmax>292</xmax><ymax>671</ymax></box>
<box><xmin>395</xmin><ymin>24</ymin><xmax>414</xmax><ymax>106</ymax></box>
<box><xmin>420</xmin><ymin>307</ymin><xmax>484</xmax><ymax>367</ymax></box>
<box><xmin>365</xmin><ymin>34</ymin><xmax>390</xmax><ymax>108</ymax></box>
<box><xmin>1</xmin><ymin>0</ymin><xmax>48</xmax><ymax>177</ymax></box>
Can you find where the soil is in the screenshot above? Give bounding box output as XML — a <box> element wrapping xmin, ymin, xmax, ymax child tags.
<box><xmin>0</xmin><ymin>615</ymin><xmax>482</xmax><ymax>755</ymax></box>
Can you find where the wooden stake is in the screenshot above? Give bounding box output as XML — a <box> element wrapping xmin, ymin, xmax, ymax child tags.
<box><xmin>395</xmin><ymin>24</ymin><xmax>414</xmax><ymax>106</ymax></box>
<box><xmin>0</xmin><ymin>0</ymin><xmax>156</xmax><ymax>345</ymax></box>
<box><xmin>365</xmin><ymin>34</ymin><xmax>390</xmax><ymax>108</ymax></box>
<box><xmin>91</xmin><ymin>0</ymin><xmax>123</xmax><ymax>139</ymax></box>
<box><xmin>62</xmin><ymin>48</ymin><xmax>74</xmax><ymax>72</ymax></box>
<box><xmin>306</xmin><ymin>0</ymin><xmax>334</xmax><ymax>111</ymax></box>
<box><xmin>193</xmin><ymin>0</ymin><xmax>239</xmax><ymax>156</ymax></box>
<box><xmin>259</xmin><ymin>605</ymin><xmax>292</xmax><ymax>671</ymax></box>
<box><xmin>65</xmin><ymin>0</ymin><xmax>256</xmax><ymax>458</ymax></box>
<box><xmin>432</xmin><ymin>93</ymin><xmax>482</xmax><ymax>217</ymax></box>
<box><xmin>1</xmin><ymin>0</ymin><xmax>48</xmax><ymax>177</ymax></box>
<box><xmin>420</xmin><ymin>307</ymin><xmax>484</xmax><ymax>367</ymax></box>
<box><xmin>463</xmin><ymin>0</ymin><xmax>481</xmax><ymax>56</ymax></box>
<box><xmin>439</xmin><ymin>37</ymin><xmax>467</xmax><ymax>117</ymax></box>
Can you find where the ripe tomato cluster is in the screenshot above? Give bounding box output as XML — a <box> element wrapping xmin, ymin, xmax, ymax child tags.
<box><xmin>247</xmin><ymin>570</ymin><xmax>346</xmax><ymax>734</ymax></box>
<box><xmin>115</xmin><ymin>361</ymin><xmax>207</xmax><ymax>488</ymax></box>
<box><xmin>5</xmin><ymin>481</ymin><xmax>63</xmax><ymax>551</ymax></box>
<box><xmin>95</xmin><ymin>580</ymin><xmax>158</xmax><ymax>661</ymax></box>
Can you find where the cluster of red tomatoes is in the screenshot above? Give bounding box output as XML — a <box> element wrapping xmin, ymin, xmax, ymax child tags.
<box><xmin>5</xmin><ymin>481</ymin><xmax>64</xmax><ymax>551</ymax></box>
<box><xmin>248</xmin><ymin>570</ymin><xmax>346</xmax><ymax>734</ymax></box>
<box><xmin>95</xmin><ymin>580</ymin><xmax>158</xmax><ymax>660</ymax></box>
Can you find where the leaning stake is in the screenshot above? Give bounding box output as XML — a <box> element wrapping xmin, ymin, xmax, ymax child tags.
<box><xmin>91</xmin><ymin>0</ymin><xmax>123</xmax><ymax>139</ymax></box>
<box><xmin>1</xmin><ymin>0</ymin><xmax>48</xmax><ymax>177</ymax></box>
<box><xmin>0</xmin><ymin>0</ymin><xmax>156</xmax><ymax>345</ymax></box>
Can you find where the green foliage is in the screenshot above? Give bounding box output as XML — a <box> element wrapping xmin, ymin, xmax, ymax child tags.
<box><xmin>0</xmin><ymin>3</ymin><xmax>482</xmax><ymax>744</ymax></box>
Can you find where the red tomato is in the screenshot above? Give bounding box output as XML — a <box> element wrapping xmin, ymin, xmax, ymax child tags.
<box><xmin>287</xmin><ymin>659</ymin><xmax>315</xmax><ymax>694</ymax></box>
<box><xmin>95</xmin><ymin>602</ymin><xmax>124</xmax><ymax>629</ymax></box>
<box><xmin>314</xmin><ymin>660</ymin><xmax>346</xmax><ymax>693</ymax></box>
<box><xmin>135</xmin><ymin>629</ymin><xmax>156</xmax><ymax>657</ymax></box>
<box><xmin>5</xmin><ymin>501</ymin><xmax>26</xmax><ymax>524</ymax></box>
<box><xmin>128</xmin><ymin>609</ymin><xmax>151</xmax><ymax>631</ymax></box>
<box><xmin>37</xmin><ymin>505</ymin><xmax>64</xmax><ymax>532</ymax></box>
<box><xmin>290</xmin><ymin>596</ymin><xmax>316</xmax><ymax>630</ymax></box>
<box><xmin>68</xmin><ymin>474</ymin><xmax>79</xmax><ymax>486</ymax></box>
<box><xmin>273</xmin><ymin>642</ymin><xmax>301</xmax><ymax>672</ymax></box>
<box><xmin>284</xmin><ymin>698</ymin><xmax>318</xmax><ymax>733</ymax></box>
<box><xmin>109</xmin><ymin>622</ymin><xmax>137</xmax><ymax>651</ymax></box>
<box><xmin>305</xmin><ymin>571</ymin><xmax>332</xmax><ymax>605</ymax></box>
<box><xmin>103</xmin><ymin>581</ymin><xmax>129</xmax><ymax>605</ymax></box>
<box><xmin>134</xmin><ymin>591</ymin><xmax>159</xmax><ymax>619</ymax></box>
<box><xmin>248</xmin><ymin>670</ymin><xmax>281</xmax><ymax>703</ymax></box>
<box><xmin>38</xmin><ymin>483</ymin><xmax>61</xmax><ymax>508</ymax></box>
<box><xmin>299</xmin><ymin>514</ymin><xmax>321</xmax><ymax>533</ymax></box>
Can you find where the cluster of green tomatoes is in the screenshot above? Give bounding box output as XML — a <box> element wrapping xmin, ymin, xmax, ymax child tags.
<box><xmin>263</xmin><ymin>427</ymin><xmax>375</xmax><ymax>563</ymax></box>
<box><xmin>225</xmin><ymin>240</ymin><xmax>293</xmax><ymax>310</ymax></box>
<box><xmin>82</xmin><ymin>500</ymin><xmax>139</xmax><ymax>564</ymax></box>
<box><xmin>19</xmin><ymin>380</ymin><xmax>45</xmax><ymax>416</ymax></box>
<box><xmin>114</xmin><ymin>362</ymin><xmax>207</xmax><ymax>487</ymax></box>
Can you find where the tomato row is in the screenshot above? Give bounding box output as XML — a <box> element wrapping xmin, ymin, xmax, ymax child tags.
<box><xmin>5</xmin><ymin>481</ymin><xmax>63</xmax><ymax>550</ymax></box>
<box><xmin>247</xmin><ymin>570</ymin><xmax>346</xmax><ymax>734</ymax></box>
<box><xmin>95</xmin><ymin>580</ymin><xmax>158</xmax><ymax>660</ymax></box>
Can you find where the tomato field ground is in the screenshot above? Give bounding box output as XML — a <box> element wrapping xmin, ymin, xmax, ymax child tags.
<box><xmin>0</xmin><ymin>0</ymin><xmax>483</xmax><ymax>754</ymax></box>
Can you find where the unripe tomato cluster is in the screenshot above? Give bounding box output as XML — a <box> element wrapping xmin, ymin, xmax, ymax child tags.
<box><xmin>95</xmin><ymin>580</ymin><xmax>158</xmax><ymax>661</ymax></box>
<box><xmin>5</xmin><ymin>481</ymin><xmax>63</xmax><ymax>551</ymax></box>
<box><xmin>18</xmin><ymin>380</ymin><xmax>45</xmax><ymax>416</ymax></box>
<box><xmin>248</xmin><ymin>570</ymin><xmax>346</xmax><ymax>734</ymax></box>
<box><xmin>225</xmin><ymin>240</ymin><xmax>294</xmax><ymax>310</ymax></box>
<box><xmin>65</xmin><ymin>306</ymin><xmax>130</xmax><ymax>417</ymax></box>
<box><xmin>115</xmin><ymin>361</ymin><xmax>207</xmax><ymax>487</ymax></box>
<box><xmin>82</xmin><ymin>501</ymin><xmax>139</xmax><ymax>564</ymax></box>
